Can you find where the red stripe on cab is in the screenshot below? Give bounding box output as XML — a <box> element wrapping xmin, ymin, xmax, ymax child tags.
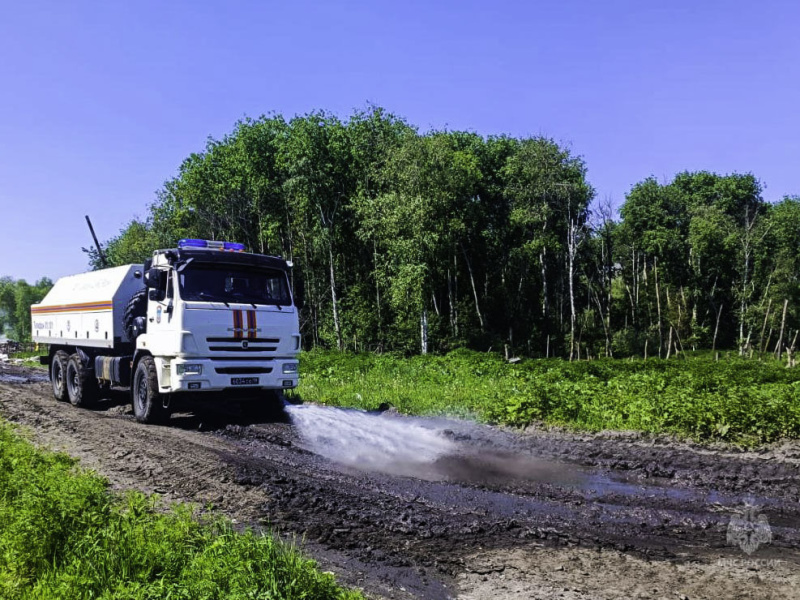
<box><xmin>247</xmin><ymin>310</ymin><xmax>256</xmax><ymax>339</ymax></box>
<box><xmin>233</xmin><ymin>310</ymin><xmax>243</xmax><ymax>339</ymax></box>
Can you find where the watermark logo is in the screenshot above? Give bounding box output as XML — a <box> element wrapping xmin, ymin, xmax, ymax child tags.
<box><xmin>726</xmin><ymin>503</ymin><xmax>772</xmax><ymax>555</ymax></box>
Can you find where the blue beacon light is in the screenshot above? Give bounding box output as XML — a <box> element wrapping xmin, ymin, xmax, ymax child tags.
<box><xmin>178</xmin><ymin>239</ymin><xmax>245</xmax><ymax>252</ymax></box>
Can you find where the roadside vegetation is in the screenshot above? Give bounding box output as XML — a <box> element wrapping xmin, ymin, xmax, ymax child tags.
<box><xmin>295</xmin><ymin>349</ymin><xmax>800</xmax><ymax>445</ymax></box>
<box><xmin>0</xmin><ymin>277</ymin><xmax>52</xmax><ymax>342</ymax></box>
<box><xmin>0</xmin><ymin>421</ymin><xmax>361</xmax><ymax>600</ymax></box>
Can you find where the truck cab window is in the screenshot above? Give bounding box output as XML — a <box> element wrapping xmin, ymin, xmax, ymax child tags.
<box><xmin>179</xmin><ymin>264</ymin><xmax>291</xmax><ymax>306</ymax></box>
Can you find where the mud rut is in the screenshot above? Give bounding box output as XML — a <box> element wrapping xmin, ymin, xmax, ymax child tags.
<box><xmin>1</xmin><ymin>363</ymin><xmax>799</xmax><ymax>600</ymax></box>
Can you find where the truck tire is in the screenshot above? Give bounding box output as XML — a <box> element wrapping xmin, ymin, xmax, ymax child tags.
<box><xmin>132</xmin><ymin>356</ymin><xmax>169</xmax><ymax>424</ymax></box>
<box><xmin>124</xmin><ymin>289</ymin><xmax>148</xmax><ymax>341</ymax></box>
<box><xmin>66</xmin><ymin>353</ymin><xmax>98</xmax><ymax>408</ymax></box>
<box><xmin>51</xmin><ymin>350</ymin><xmax>69</xmax><ymax>402</ymax></box>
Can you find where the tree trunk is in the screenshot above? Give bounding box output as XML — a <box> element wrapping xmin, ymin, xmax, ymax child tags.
<box><xmin>654</xmin><ymin>257</ymin><xmax>663</xmax><ymax>358</ymax></box>
<box><xmin>759</xmin><ymin>298</ymin><xmax>772</xmax><ymax>354</ymax></box>
<box><xmin>569</xmin><ymin>255</ymin><xmax>576</xmax><ymax>361</ymax></box>
<box><xmin>448</xmin><ymin>267</ymin><xmax>456</xmax><ymax>337</ymax></box>
<box><xmin>567</xmin><ymin>214</ymin><xmax>579</xmax><ymax>361</ymax></box>
<box><xmin>453</xmin><ymin>251</ymin><xmax>459</xmax><ymax>338</ymax></box>
<box><xmin>712</xmin><ymin>304</ymin><xmax>723</xmax><ymax>352</ymax></box>
<box><xmin>300</xmin><ymin>231</ymin><xmax>319</xmax><ymax>348</ymax></box>
<box><xmin>666</xmin><ymin>327</ymin><xmax>673</xmax><ymax>359</ymax></box>
<box><xmin>776</xmin><ymin>299</ymin><xmax>789</xmax><ymax>360</ymax></box>
<box><xmin>787</xmin><ymin>330</ymin><xmax>798</xmax><ymax>367</ymax></box>
<box><xmin>589</xmin><ymin>284</ymin><xmax>611</xmax><ymax>358</ymax></box>
<box><xmin>740</xmin><ymin>249</ymin><xmax>749</xmax><ymax>351</ymax></box>
<box><xmin>461</xmin><ymin>245</ymin><xmax>485</xmax><ymax>331</ymax></box>
<box><xmin>540</xmin><ymin>247</ymin><xmax>549</xmax><ymax>353</ymax></box>
<box><xmin>374</xmin><ymin>239</ymin><xmax>382</xmax><ymax>340</ymax></box>
<box><xmin>420</xmin><ymin>309</ymin><xmax>428</xmax><ymax>355</ymax></box>
<box><xmin>328</xmin><ymin>241</ymin><xmax>343</xmax><ymax>351</ymax></box>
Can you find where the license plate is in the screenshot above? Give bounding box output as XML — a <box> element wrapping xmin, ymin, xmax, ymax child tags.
<box><xmin>231</xmin><ymin>377</ymin><xmax>259</xmax><ymax>386</ymax></box>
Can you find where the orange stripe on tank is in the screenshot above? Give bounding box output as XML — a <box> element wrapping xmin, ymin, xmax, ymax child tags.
<box><xmin>32</xmin><ymin>301</ymin><xmax>113</xmax><ymax>314</ymax></box>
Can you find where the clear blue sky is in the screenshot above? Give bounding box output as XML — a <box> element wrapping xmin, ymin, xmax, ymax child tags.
<box><xmin>1</xmin><ymin>0</ymin><xmax>798</xmax><ymax>282</ymax></box>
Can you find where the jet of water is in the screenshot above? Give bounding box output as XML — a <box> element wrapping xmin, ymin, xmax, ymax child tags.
<box><xmin>285</xmin><ymin>404</ymin><xmax>456</xmax><ymax>478</ymax></box>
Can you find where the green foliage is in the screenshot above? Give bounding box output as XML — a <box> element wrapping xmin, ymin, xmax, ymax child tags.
<box><xmin>79</xmin><ymin>107</ymin><xmax>800</xmax><ymax>359</ymax></box>
<box><xmin>294</xmin><ymin>350</ymin><xmax>800</xmax><ymax>445</ymax></box>
<box><xmin>85</xmin><ymin>219</ymin><xmax>160</xmax><ymax>270</ymax></box>
<box><xmin>90</xmin><ymin>106</ymin><xmax>598</xmax><ymax>356</ymax></box>
<box><xmin>0</xmin><ymin>422</ymin><xmax>361</xmax><ymax>600</ymax></box>
<box><xmin>614</xmin><ymin>171</ymin><xmax>772</xmax><ymax>354</ymax></box>
<box><xmin>0</xmin><ymin>277</ymin><xmax>52</xmax><ymax>341</ymax></box>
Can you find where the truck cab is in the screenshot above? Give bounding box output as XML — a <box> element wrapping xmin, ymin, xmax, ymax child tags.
<box><xmin>139</xmin><ymin>239</ymin><xmax>301</xmax><ymax>396</ymax></box>
<box><xmin>33</xmin><ymin>239</ymin><xmax>301</xmax><ymax>424</ymax></box>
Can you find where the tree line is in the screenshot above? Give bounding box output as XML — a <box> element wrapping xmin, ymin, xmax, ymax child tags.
<box><xmin>0</xmin><ymin>278</ymin><xmax>53</xmax><ymax>342</ymax></box>
<box><xmin>70</xmin><ymin>107</ymin><xmax>800</xmax><ymax>359</ymax></box>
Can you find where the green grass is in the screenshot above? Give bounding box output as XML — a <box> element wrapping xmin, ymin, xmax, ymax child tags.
<box><xmin>6</xmin><ymin>351</ymin><xmax>41</xmax><ymax>360</ymax></box>
<box><xmin>293</xmin><ymin>349</ymin><xmax>800</xmax><ymax>444</ymax></box>
<box><xmin>0</xmin><ymin>421</ymin><xmax>361</xmax><ymax>600</ymax></box>
<box><xmin>4</xmin><ymin>351</ymin><xmax>47</xmax><ymax>369</ymax></box>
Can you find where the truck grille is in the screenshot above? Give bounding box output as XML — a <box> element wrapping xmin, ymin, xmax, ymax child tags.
<box><xmin>206</xmin><ymin>336</ymin><xmax>279</xmax><ymax>353</ymax></box>
<box><xmin>206</xmin><ymin>337</ymin><xmax>280</xmax><ymax>343</ymax></box>
<box><xmin>209</xmin><ymin>357</ymin><xmax>274</xmax><ymax>362</ymax></box>
<box><xmin>208</xmin><ymin>345</ymin><xmax>277</xmax><ymax>352</ymax></box>
<box><xmin>214</xmin><ymin>366</ymin><xmax>273</xmax><ymax>374</ymax></box>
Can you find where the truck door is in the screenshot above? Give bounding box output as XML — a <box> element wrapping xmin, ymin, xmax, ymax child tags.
<box><xmin>146</xmin><ymin>268</ymin><xmax>180</xmax><ymax>355</ymax></box>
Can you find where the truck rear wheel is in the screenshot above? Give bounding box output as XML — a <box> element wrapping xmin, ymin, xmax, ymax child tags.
<box><xmin>132</xmin><ymin>356</ymin><xmax>169</xmax><ymax>424</ymax></box>
<box><xmin>66</xmin><ymin>354</ymin><xmax>98</xmax><ymax>408</ymax></box>
<box><xmin>51</xmin><ymin>350</ymin><xmax>69</xmax><ymax>402</ymax></box>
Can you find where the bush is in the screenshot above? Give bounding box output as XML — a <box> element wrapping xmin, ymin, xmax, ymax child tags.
<box><xmin>0</xmin><ymin>423</ymin><xmax>360</xmax><ymax>600</ymax></box>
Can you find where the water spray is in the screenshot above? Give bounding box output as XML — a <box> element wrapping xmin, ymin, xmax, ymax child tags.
<box><xmin>284</xmin><ymin>403</ymin><xmax>457</xmax><ymax>479</ymax></box>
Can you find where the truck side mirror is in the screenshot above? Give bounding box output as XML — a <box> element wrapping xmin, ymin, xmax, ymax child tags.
<box><xmin>145</xmin><ymin>268</ymin><xmax>168</xmax><ymax>289</ymax></box>
<box><xmin>145</xmin><ymin>269</ymin><xmax>167</xmax><ymax>301</ymax></box>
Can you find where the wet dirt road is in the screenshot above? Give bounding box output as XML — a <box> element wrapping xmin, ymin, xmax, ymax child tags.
<box><xmin>1</xmin><ymin>362</ymin><xmax>799</xmax><ymax>599</ymax></box>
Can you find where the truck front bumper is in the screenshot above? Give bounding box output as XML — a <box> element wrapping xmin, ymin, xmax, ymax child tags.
<box><xmin>162</xmin><ymin>357</ymin><xmax>299</xmax><ymax>394</ymax></box>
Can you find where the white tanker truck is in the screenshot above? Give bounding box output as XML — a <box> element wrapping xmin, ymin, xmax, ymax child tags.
<box><xmin>31</xmin><ymin>239</ymin><xmax>301</xmax><ymax>423</ymax></box>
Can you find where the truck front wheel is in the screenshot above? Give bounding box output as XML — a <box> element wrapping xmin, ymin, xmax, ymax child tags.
<box><xmin>66</xmin><ymin>354</ymin><xmax>98</xmax><ymax>408</ymax></box>
<box><xmin>51</xmin><ymin>350</ymin><xmax>69</xmax><ymax>402</ymax></box>
<box><xmin>132</xmin><ymin>356</ymin><xmax>169</xmax><ymax>424</ymax></box>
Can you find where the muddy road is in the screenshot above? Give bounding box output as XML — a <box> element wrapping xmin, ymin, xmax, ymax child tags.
<box><xmin>2</xmin><ymin>362</ymin><xmax>800</xmax><ymax>599</ymax></box>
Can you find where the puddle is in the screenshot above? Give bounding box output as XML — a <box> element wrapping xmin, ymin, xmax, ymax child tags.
<box><xmin>285</xmin><ymin>402</ymin><xmax>783</xmax><ymax>515</ymax></box>
<box><xmin>0</xmin><ymin>372</ymin><xmax>49</xmax><ymax>384</ymax></box>
<box><xmin>286</xmin><ymin>403</ymin><xmax>585</xmax><ymax>484</ymax></box>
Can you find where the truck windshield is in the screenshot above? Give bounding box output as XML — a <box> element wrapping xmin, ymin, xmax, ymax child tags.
<box><xmin>179</xmin><ymin>264</ymin><xmax>292</xmax><ymax>307</ymax></box>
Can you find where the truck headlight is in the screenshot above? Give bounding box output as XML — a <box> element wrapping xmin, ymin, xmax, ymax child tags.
<box><xmin>177</xmin><ymin>364</ymin><xmax>203</xmax><ymax>375</ymax></box>
<box><xmin>282</xmin><ymin>363</ymin><xmax>298</xmax><ymax>374</ymax></box>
